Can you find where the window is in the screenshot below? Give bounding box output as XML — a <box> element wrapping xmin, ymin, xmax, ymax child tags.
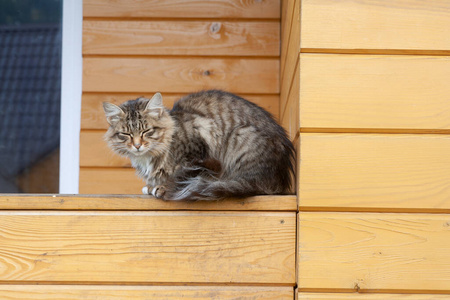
<box><xmin>0</xmin><ymin>0</ymin><xmax>62</xmax><ymax>193</ymax></box>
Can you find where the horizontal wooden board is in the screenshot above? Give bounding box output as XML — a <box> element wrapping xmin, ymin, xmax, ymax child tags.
<box><xmin>83</xmin><ymin>57</ymin><xmax>279</xmax><ymax>94</ymax></box>
<box><xmin>0</xmin><ymin>285</ymin><xmax>293</xmax><ymax>299</ymax></box>
<box><xmin>83</xmin><ymin>20</ymin><xmax>279</xmax><ymax>56</ymax></box>
<box><xmin>79</xmin><ymin>168</ymin><xmax>143</xmax><ymax>194</ymax></box>
<box><xmin>83</xmin><ymin>0</ymin><xmax>280</xmax><ymax>19</ymax></box>
<box><xmin>299</xmin><ymin>133</ymin><xmax>450</xmax><ymax>211</ymax></box>
<box><xmin>301</xmin><ymin>0</ymin><xmax>450</xmax><ymax>52</ymax></box>
<box><xmin>299</xmin><ymin>54</ymin><xmax>450</xmax><ymax>130</ymax></box>
<box><xmin>298</xmin><ymin>292</ymin><xmax>450</xmax><ymax>299</ymax></box>
<box><xmin>298</xmin><ymin>212</ymin><xmax>450</xmax><ymax>292</ymax></box>
<box><xmin>0</xmin><ymin>195</ymin><xmax>298</xmax><ymax>211</ymax></box>
<box><xmin>81</xmin><ymin>93</ymin><xmax>280</xmax><ymax>129</ymax></box>
<box><xmin>0</xmin><ymin>211</ymin><xmax>296</xmax><ymax>284</ymax></box>
<box><xmin>80</xmin><ymin>131</ymin><xmax>129</xmax><ymax>167</ymax></box>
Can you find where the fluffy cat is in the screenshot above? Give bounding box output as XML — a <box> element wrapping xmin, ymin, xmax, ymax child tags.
<box><xmin>103</xmin><ymin>90</ymin><xmax>295</xmax><ymax>200</ymax></box>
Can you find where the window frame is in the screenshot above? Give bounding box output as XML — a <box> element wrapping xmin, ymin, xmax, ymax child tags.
<box><xmin>59</xmin><ymin>0</ymin><xmax>83</xmax><ymax>193</ymax></box>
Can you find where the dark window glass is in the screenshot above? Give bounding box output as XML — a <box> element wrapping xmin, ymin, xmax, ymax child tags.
<box><xmin>0</xmin><ymin>0</ymin><xmax>62</xmax><ymax>193</ymax></box>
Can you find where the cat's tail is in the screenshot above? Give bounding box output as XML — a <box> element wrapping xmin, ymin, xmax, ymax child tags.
<box><xmin>162</xmin><ymin>159</ymin><xmax>256</xmax><ymax>201</ymax></box>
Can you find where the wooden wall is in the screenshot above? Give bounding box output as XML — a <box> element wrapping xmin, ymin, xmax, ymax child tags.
<box><xmin>0</xmin><ymin>194</ymin><xmax>296</xmax><ymax>299</ymax></box>
<box><xmin>80</xmin><ymin>0</ymin><xmax>281</xmax><ymax>194</ymax></box>
<box><xmin>281</xmin><ymin>0</ymin><xmax>450</xmax><ymax>298</ymax></box>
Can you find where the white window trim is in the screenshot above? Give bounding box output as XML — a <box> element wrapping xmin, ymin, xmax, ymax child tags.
<box><xmin>59</xmin><ymin>0</ymin><xmax>83</xmax><ymax>193</ymax></box>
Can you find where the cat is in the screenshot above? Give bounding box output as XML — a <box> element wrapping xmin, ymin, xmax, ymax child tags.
<box><xmin>103</xmin><ymin>90</ymin><xmax>295</xmax><ymax>201</ymax></box>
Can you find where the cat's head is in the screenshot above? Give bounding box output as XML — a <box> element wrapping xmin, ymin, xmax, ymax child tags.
<box><xmin>103</xmin><ymin>93</ymin><xmax>174</xmax><ymax>158</ymax></box>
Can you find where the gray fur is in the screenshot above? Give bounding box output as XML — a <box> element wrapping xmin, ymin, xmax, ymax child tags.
<box><xmin>103</xmin><ymin>90</ymin><xmax>295</xmax><ymax>201</ymax></box>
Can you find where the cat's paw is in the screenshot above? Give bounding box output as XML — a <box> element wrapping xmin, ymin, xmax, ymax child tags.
<box><xmin>142</xmin><ymin>186</ymin><xmax>150</xmax><ymax>195</ymax></box>
<box><xmin>151</xmin><ymin>185</ymin><xmax>167</xmax><ymax>199</ymax></box>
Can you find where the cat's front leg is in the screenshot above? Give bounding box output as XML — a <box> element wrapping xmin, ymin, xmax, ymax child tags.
<box><xmin>142</xmin><ymin>185</ymin><xmax>166</xmax><ymax>199</ymax></box>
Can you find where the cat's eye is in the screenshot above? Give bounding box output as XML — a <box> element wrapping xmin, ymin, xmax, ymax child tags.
<box><xmin>116</xmin><ymin>132</ymin><xmax>132</xmax><ymax>140</ymax></box>
<box><xmin>143</xmin><ymin>127</ymin><xmax>160</xmax><ymax>138</ymax></box>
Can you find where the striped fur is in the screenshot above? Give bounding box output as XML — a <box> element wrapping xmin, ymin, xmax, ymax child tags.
<box><xmin>103</xmin><ymin>90</ymin><xmax>295</xmax><ymax>201</ymax></box>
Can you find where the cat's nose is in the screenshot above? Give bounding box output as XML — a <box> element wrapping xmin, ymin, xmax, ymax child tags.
<box><xmin>134</xmin><ymin>143</ymin><xmax>141</xmax><ymax>149</ymax></box>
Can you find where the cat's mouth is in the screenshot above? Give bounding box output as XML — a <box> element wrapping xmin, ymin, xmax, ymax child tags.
<box><xmin>131</xmin><ymin>148</ymin><xmax>147</xmax><ymax>156</ymax></box>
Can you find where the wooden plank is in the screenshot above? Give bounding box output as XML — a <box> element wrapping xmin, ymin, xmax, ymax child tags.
<box><xmin>280</xmin><ymin>0</ymin><xmax>300</xmax><ymax>121</ymax></box>
<box><xmin>280</xmin><ymin>0</ymin><xmax>300</xmax><ymax>88</ymax></box>
<box><xmin>0</xmin><ymin>285</ymin><xmax>293</xmax><ymax>299</ymax></box>
<box><xmin>0</xmin><ymin>195</ymin><xmax>298</xmax><ymax>211</ymax></box>
<box><xmin>83</xmin><ymin>20</ymin><xmax>279</xmax><ymax>56</ymax></box>
<box><xmin>80</xmin><ymin>130</ymin><xmax>129</xmax><ymax>167</ymax></box>
<box><xmin>298</xmin><ymin>292</ymin><xmax>450</xmax><ymax>299</ymax></box>
<box><xmin>299</xmin><ymin>133</ymin><xmax>450</xmax><ymax>212</ymax></box>
<box><xmin>299</xmin><ymin>54</ymin><xmax>450</xmax><ymax>131</ymax></box>
<box><xmin>298</xmin><ymin>212</ymin><xmax>450</xmax><ymax>292</ymax></box>
<box><xmin>83</xmin><ymin>57</ymin><xmax>279</xmax><ymax>94</ymax></box>
<box><xmin>83</xmin><ymin>0</ymin><xmax>280</xmax><ymax>19</ymax></box>
<box><xmin>0</xmin><ymin>211</ymin><xmax>296</xmax><ymax>284</ymax></box>
<box><xmin>301</xmin><ymin>0</ymin><xmax>450</xmax><ymax>52</ymax></box>
<box><xmin>280</xmin><ymin>0</ymin><xmax>297</xmax><ymax>80</ymax></box>
<box><xmin>79</xmin><ymin>167</ymin><xmax>143</xmax><ymax>194</ymax></box>
<box><xmin>280</xmin><ymin>59</ymin><xmax>299</xmax><ymax>140</ymax></box>
<box><xmin>81</xmin><ymin>93</ymin><xmax>280</xmax><ymax>129</ymax></box>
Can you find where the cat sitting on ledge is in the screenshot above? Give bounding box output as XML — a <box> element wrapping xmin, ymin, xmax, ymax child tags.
<box><xmin>103</xmin><ymin>90</ymin><xmax>295</xmax><ymax>201</ymax></box>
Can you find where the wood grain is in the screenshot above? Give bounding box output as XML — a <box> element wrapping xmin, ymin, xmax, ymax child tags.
<box><xmin>83</xmin><ymin>20</ymin><xmax>279</xmax><ymax>56</ymax></box>
<box><xmin>83</xmin><ymin>57</ymin><xmax>279</xmax><ymax>94</ymax></box>
<box><xmin>81</xmin><ymin>93</ymin><xmax>280</xmax><ymax>129</ymax></box>
<box><xmin>280</xmin><ymin>59</ymin><xmax>299</xmax><ymax>140</ymax></box>
<box><xmin>83</xmin><ymin>0</ymin><xmax>280</xmax><ymax>19</ymax></box>
<box><xmin>280</xmin><ymin>0</ymin><xmax>299</xmax><ymax>81</ymax></box>
<box><xmin>298</xmin><ymin>292</ymin><xmax>450</xmax><ymax>299</ymax></box>
<box><xmin>0</xmin><ymin>194</ymin><xmax>298</xmax><ymax>211</ymax></box>
<box><xmin>79</xmin><ymin>168</ymin><xmax>143</xmax><ymax>194</ymax></box>
<box><xmin>0</xmin><ymin>285</ymin><xmax>293</xmax><ymax>299</ymax></box>
<box><xmin>0</xmin><ymin>211</ymin><xmax>296</xmax><ymax>284</ymax></box>
<box><xmin>298</xmin><ymin>212</ymin><xmax>450</xmax><ymax>292</ymax></box>
<box><xmin>80</xmin><ymin>130</ymin><xmax>129</xmax><ymax>167</ymax></box>
<box><xmin>301</xmin><ymin>0</ymin><xmax>450</xmax><ymax>52</ymax></box>
<box><xmin>280</xmin><ymin>0</ymin><xmax>300</xmax><ymax>90</ymax></box>
<box><xmin>299</xmin><ymin>133</ymin><xmax>450</xmax><ymax>212</ymax></box>
<box><xmin>299</xmin><ymin>54</ymin><xmax>450</xmax><ymax>131</ymax></box>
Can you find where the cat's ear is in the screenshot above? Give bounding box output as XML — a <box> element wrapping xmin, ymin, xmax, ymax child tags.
<box><xmin>144</xmin><ymin>92</ymin><xmax>164</xmax><ymax>119</ymax></box>
<box><xmin>103</xmin><ymin>102</ymin><xmax>124</xmax><ymax>125</ymax></box>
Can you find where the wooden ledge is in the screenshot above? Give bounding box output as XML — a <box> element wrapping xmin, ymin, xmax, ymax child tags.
<box><xmin>0</xmin><ymin>194</ymin><xmax>297</xmax><ymax>211</ymax></box>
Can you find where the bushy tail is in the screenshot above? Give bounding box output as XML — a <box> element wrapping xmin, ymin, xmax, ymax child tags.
<box><xmin>163</xmin><ymin>159</ymin><xmax>255</xmax><ymax>201</ymax></box>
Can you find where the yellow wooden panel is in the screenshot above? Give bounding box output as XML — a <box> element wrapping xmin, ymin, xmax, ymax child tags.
<box><xmin>298</xmin><ymin>292</ymin><xmax>450</xmax><ymax>299</ymax></box>
<box><xmin>0</xmin><ymin>195</ymin><xmax>298</xmax><ymax>211</ymax></box>
<box><xmin>0</xmin><ymin>285</ymin><xmax>293</xmax><ymax>299</ymax></box>
<box><xmin>301</xmin><ymin>0</ymin><xmax>450</xmax><ymax>52</ymax></box>
<box><xmin>299</xmin><ymin>133</ymin><xmax>450</xmax><ymax>211</ymax></box>
<box><xmin>300</xmin><ymin>54</ymin><xmax>450</xmax><ymax>130</ymax></box>
<box><xmin>81</xmin><ymin>93</ymin><xmax>280</xmax><ymax>129</ymax></box>
<box><xmin>83</xmin><ymin>57</ymin><xmax>279</xmax><ymax>94</ymax></box>
<box><xmin>280</xmin><ymin>0</ymin><xmax>298</xmax><ymax>80</ymax></box>
<box><xmin>281</xmin><ymin>59</ymin><xmax>299</xmax><ymax>141</ymax></box>
<box><xmin>80</xmin><ymin>130</ymin><xmax>129</xmax><ymax>167</ymax></box>
<box><xmin>298</xmin><ymin>212</ymin><xmax>450</xmax><ymax>292</ymax></box>
<box><xmin>280</xmin><ymin>0</ymin><xmax>300</xmax><ymax>94</ymax></box>
<box><xmin>0</xmin><ymin>211</ymin><xmax>296</xmax><ymax>284</ymax></box>
<box><xmin>83</xmin><ymin>21</ymin><xmax>279</xmax><ymax>56</ymax></box>
<box><xmin>83</xmin><ymin>0</ymin><xmax>280</xmax><ymax>19</ymax></box>
<box><xmin>79</xmin><ymin>168</ymin><xmax>143</xmax><ymax>194</ymax></box>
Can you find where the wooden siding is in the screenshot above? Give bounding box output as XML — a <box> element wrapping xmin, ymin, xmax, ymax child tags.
<box><xmin>0</xmin><ymin>195</ymin><xmax>296</xmax><ymax>297</ymax></box>
<box><xmin>277</xmin><ymin>0</ymin><xmax>450</xmax><ymax>298</ymax></box>
<box><xmin>0</xmin><ymin>286</ymin><xmax>293</xmax><ymax>299</ymax></box>
<box><xmin>80</xmin><ymin>0</ymin><xmax>281</xmax><ymax>194</ymax></box>
<box><xmin>298</xmin><ymin>212</ymin><xmax>450</xmax><ymax>292</ymax></box>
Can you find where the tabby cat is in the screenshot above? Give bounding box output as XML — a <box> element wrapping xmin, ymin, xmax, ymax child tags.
<box><xmin>103</xmin><ymin>90</ymin><xmax>295</xmax><ymax>201</ymax></box>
